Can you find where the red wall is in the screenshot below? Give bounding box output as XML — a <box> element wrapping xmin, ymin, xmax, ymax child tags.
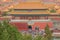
<box><xmin>32</xmin><ymin>22</ymin><xmax>53</xmax><ymax>30</ymax></box>
<box><xmin>10</xmin><ymin>22</ymin><xmax>28</xmax><ymax>31</ymax></box>
<box><xmin>10</xmin><ymin>22</ymin><xmax>53</xmax><ymax>31</ymax></box>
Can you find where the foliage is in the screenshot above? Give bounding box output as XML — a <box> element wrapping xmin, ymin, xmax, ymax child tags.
<box><xmin>34</xmin><ymin>35</ymin><xmax>42</xmax><ymax>40</ymax></box>
<box><xmin>23</xmin><ymin>34</ymin><xmax>32</xmax><ymax>40</ymax></box>
<box><xmin>0</xmin><ymin>20</ymin><xmax>23</xmax><ymax>40</ymax></box>
<box><xmin>50</xmin><ymin>9</ymin><xmax>56</xmax><ymax>13</ymax></box>
<box><xmin>0</xmin><ymin>21</ymin><xmax>53</xmax><ymax>40</ymax></box>
<box><xmin>45</xmin><ymin>25</ymin><xmax>53</xmax><ymax>40</ymax></box>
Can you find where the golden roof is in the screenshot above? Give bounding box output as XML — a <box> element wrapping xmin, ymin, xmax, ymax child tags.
<box><xmin>10</xmin><ymin>2</ymin><xmax>60</xmax><ymax>14</ymax></box>
<box><xmin>13</xmin><ymin>2</ymin><xmax>48</xmax><ymax>9</ymax></box>
<box><xmin>13</xmin><ymin>2</ymin><xmax>56</xmax><ymax>9</ymax></box>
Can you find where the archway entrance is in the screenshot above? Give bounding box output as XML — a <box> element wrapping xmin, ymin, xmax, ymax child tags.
<box><xmin>28</xmin><ymin>25</ymin><xmax>32</xmax><ymax>29</ymax></box>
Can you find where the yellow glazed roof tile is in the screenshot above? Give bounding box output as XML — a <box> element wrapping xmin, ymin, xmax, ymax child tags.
<box><xmin>13</xmin><ymin>2</ymin><xmax>48</xmax><ymax>9</ymax></box>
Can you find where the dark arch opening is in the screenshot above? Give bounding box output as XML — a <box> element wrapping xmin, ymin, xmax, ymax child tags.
<box><xmin>28</xmin><ymin>25</ymin><xmax>32</xmax><ymax>29</ymax></box>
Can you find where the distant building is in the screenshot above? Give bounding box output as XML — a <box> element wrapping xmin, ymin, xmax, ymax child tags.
<box><xmin>0</xmin><ymin>1</ymin><xmax>60</xmax><ymax>31</ymax></box>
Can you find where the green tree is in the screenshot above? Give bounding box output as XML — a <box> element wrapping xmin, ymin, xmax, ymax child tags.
<box><xmin>45</xmin><ymin>25</ymin><xmax>52</xmax><ymax>40</ymax></box>
<box><xmin>0</xmin><ymin>20</ymin><xmax>23</xmax><ymax>40</ymax></box>
<box><xmin>50</xmin><ymin>9</ymin><xmax>56</xmax><ymax>13</ymax></box>
<box><xmin>34</xmin><ymin>35</ymin><xmax>42</xmax><ymax>40</ymax></box>
<box><xmin>23</xmin><ymin>34</ymin><xmax>32</xmax><ymax>40</ymax></box>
